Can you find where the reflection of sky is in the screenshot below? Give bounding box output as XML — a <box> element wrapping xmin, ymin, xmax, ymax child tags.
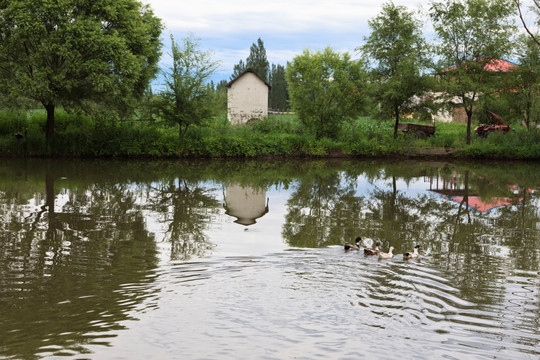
<box><xmin>137</xmin><ymin>174</ymin><xmax>457</xmax><ymax>263</ymax></box>
<box><xmin>36</xmin><ymin>174</ymin><xmax>533</xmax><ymax>265</ymax></box>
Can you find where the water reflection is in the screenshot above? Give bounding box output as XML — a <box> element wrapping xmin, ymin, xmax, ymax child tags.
<box><xmin>0</xmin><ymin>159</ymin><xmax>539</xmax><ymax>359</ymax></box>
<box><xmin>144</xmin><ymin>178</ymin><xmax>220</xmax><ymax>260</ymax></box>
<box><xmin>223</xmin><ymin>183</ymin><xmax>269</xmax><ymax>226</ymax></box>
<box><xmin>0</xmin><ymin>161</ymin><xmax>159</xmax><ymax>359</ymax></box>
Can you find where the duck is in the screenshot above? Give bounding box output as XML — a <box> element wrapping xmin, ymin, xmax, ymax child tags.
<box><xmin>378</xmin><ymin>246</ymin><xmax>394</xmax><ymax>260</ymax></box>
<box><xmin>403</xmin><ymin>245</ymin><xmax>423</xmax><ymax>260</ymax></box>
<box><xmin>344</xmin><ymin>237</ymin><xmax>363</xmax><ymax>251</ymax></box>
<box><xmin>364</xmin><ymin>241</ymin><xmax>381</xmax><ymax>256</ymax></box>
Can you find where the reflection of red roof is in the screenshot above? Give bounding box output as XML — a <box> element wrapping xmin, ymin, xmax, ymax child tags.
<box><xmin>445</xmin><ymin>195</ymin><xmax>521</xmax><ymax>213</ymax></box>
<box><xmin>441</xmin><ymin>57</ymin><xmax>519</xmax><ymax>73</ymax></box>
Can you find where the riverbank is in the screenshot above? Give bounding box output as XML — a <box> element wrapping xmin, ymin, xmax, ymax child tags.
<box><xmin>1</xmin><ymin>111</ymin><xmax>539</xmax><ymax>160</ymax></box>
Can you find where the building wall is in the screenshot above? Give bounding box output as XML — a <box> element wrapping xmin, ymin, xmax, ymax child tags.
<box><xmin>227</xmin><ymin>72</ymin><xmax>269</xmax><ymax>125</ymax></box>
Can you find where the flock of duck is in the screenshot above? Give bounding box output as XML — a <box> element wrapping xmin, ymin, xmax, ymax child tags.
<box><xmin>344</xmin><ymin>237</ymin><xmax>423</xmax><ymax>260</ymax></box>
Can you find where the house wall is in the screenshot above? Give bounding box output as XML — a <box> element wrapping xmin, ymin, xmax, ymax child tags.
<box><xmin>227</xmin><ymin>72</ymin><xmax>269</xmax><ymax>124</ymax></box>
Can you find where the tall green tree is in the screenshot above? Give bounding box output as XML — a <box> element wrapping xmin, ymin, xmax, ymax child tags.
<box><xmin>512</xmin><ymin>35</ymin><xmax>540</xmax><ymax>130</ymax></box>
<box><xmin>0</xmin><ymin>0</ymin><xmax>163</xmax><ymax>144</ymax></box>
<box><xmin>269</xmin><ymin>64</ymin><xmax>289</xmax><ymax>111</ymax></box>
<box><xmin>230</xmin><ymin>37</ymin><xmax>269</xmax><ymax>81</ymax></box>
<box><xmin>156</xmin><ymin>35</ymin><xmax>221</xmax><ymax>139</ymax></box>
<box><xmin>286</xmin><ymin>47</ymin><xmax>367</xmax><ymax>139</ymax></box>
<box><xmin>231</xmin><ymin>59</ymin><xmax>247</xmax><ymax>80</ymax></box>
<box><xmin>246</xmin><ymin>38</ymin><xmax>270</xmax><ymax>82</ymax></box>
<box><xmin>361</xmin><ymin>2</ymin><xmax>431</xmax><ymax>138</ymax></box>
<box><xmin>430</xmin><ymin>0</ymin><xmax>516</xmax><ymax>144</ymax></box>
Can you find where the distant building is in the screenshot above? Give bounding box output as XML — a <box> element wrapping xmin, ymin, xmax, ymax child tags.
<box><xmin>226</xmin><ymin>69</ymin><xmax>271</xmax><ymax>125</ymax></box>
<box><xmin>432</xmin><ymin>57</ymin><xmax>519</xmax><ymax>123</ymax></box>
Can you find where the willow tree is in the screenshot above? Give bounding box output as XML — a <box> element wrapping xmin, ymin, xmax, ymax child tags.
<box><xmin>430</xmin><ymin>0</ymin><xmax>515</xmax><ymax>144</ymax></box>
<box><xmin>0</xmin><ymin>0</ymin><xmax>163</xmax><ymax>144</ymax></box>
<box><xmin>361</xmin><ymin>2</ymin><xmax>430</xmax><ymax>138</ymax></box>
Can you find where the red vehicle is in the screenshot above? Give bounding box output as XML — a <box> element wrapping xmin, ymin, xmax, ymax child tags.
<box><xmin>474</xmin><ymin>111</ymin><xmax>511</xmax><ymax>137</ymax></box>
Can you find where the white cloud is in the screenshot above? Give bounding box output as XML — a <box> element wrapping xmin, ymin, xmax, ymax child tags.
<box><xmin>144</xmin><ymin>0</ymin><xmax>427</xmax><ymax>82</ymax></box>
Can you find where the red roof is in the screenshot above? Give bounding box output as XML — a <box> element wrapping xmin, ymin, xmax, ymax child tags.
<box><xmin>445</xmin><ymin>195</ymin><xmax>521</xmax><ymax>214</ymax></box>
<box><xmin>440</xmin><ymin>57</ymin><xmax>519</xmax><ymax>73</ymax></box>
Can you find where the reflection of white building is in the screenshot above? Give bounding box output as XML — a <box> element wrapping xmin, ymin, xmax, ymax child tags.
<box><xmin>223</xmin><ymin>184</ymin><xmax>269</xmax><ymax>226</ymax></box>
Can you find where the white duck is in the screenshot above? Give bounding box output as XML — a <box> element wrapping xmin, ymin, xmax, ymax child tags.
<box><xmin>378</xmin><ymin>246</ymin><xmax>394</xmax><ymax>260</ymax></box>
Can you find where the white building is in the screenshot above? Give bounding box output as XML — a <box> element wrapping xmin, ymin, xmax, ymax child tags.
<box><xmin>226</xmin><ymin>69</ymin><xmax>270</xmax><ymax>125</ymax></box>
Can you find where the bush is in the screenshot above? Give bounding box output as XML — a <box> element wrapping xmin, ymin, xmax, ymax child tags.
<box><xmin>0</xmin><ymin>110</ymin><xmax>28</xmax><ymax>135</ymax></box>
<box><xmin>1</xmin><ymin>108</ymin><xmax>539</xmax><ymax>159</ymax></box>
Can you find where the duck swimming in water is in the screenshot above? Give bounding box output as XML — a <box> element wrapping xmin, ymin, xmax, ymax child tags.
<box><xmin>364</xmin><ymin>241</ymin><xmax>381</xmax><ymax>256</ymax></box>
<box><xmin>403</xmin><ymin>245</ymin><xmax>423</xmax><ymax>260</ymax></box>
<box><xmin>378</xmin><ymin>246</ymin><xmax>394</xmax><ymax>260</ymax></box>
<box><xmin>344</xmin><ymin>237</ymin><xmax>363</xmax><ymax>251</ymax></box>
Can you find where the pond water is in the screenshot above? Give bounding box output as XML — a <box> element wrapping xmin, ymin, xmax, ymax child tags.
<box><xmin>0</xmin><ymin>158</ymin><xmax>539</xmax><ymax>360</ymax></box>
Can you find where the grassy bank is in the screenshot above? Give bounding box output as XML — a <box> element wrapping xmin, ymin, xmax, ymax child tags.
<box><xmin>1</xmin><ymin>109</ymin><xmax>539</xmax><ymax>159</ymax></box>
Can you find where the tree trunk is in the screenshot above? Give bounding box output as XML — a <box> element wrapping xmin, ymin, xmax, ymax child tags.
<box><xmin>393</xmin><ymin>106</ymin><xmax>400</xmax><ymax>139</ymax></box>
<box><xmin>45</xmin><ymin>102</ymin><xmax>55</xmax><ymax>143</ymax></box>
<box><xmin>466</xmin><ymin>109</ymin><xmax>472</xmax><ymax>145</ymax></box>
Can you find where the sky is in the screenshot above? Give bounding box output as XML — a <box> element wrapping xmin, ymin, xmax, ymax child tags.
<box><xmin>143</xmin><ymin>0</ymin><xmax>428</xmax><ymax>83</ymax></box>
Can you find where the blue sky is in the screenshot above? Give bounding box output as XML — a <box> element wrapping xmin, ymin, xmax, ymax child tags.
<box><xmin>144</xmin><ymin>0</ymin><xmax>427</xmax><ymax>83</ymax></box>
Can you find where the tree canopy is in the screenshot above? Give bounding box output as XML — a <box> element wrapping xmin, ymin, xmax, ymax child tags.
<box><xmin>269</xmin><ymin>64</ymin><xmax>288</xmax><ymax>111</ymax></box>
<box><xmin>0</xmin><ymin>0</ymin><xmax>163</xmax><ymax>143</ymax></box>
<box><xmin>361</xmin><ymin>1</ymin><xmax>431</xmax><ymax>138</ymax></box>
<box><xmin>286</xmin><ymin>47</ymin><xmax>367</xmax><ymax>139</ymax></box>
<box><xmin>231</xmin><ymin>37</ymin><xmax>269</xmax><ymax>82</ymax></box>
<box><xmin>430</xmin><ymin>0</ymin><xmax>516</xmax><ymax>144</ymax></box>
<box><xmin>156</xmin><ymin>35</ymin><xmax>221</xmax><ymax>139</ymax></box>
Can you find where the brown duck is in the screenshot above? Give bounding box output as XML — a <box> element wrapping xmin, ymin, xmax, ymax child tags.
<box><xmin>364</xmin><ymin>241</ymin><xmax>381</xmax><ymax>256</ymax></box>
<box><xmin>344</xmin><ymin>237</ymin><xmax>363</xmax><ymax>251</ymax></box>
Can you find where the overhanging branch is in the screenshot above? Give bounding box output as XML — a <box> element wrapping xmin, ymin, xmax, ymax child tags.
<box><xmin>515</xmin><ymin>0</ymin><xmax>540</xmax><ymax>46</ymax></box>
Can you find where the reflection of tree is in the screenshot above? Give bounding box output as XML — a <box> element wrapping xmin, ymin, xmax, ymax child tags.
<box><xmin>282</xmin><ymin>172</ymin><xmax>365</xmax><ymax>247</ymax></box>
<box><xmin>365</xmin><ymin>175</ymin><xmax>423</xmax><ymax>247</ymax></box>
<box><xmin>147</xmin><ymin>179</ymin><xmax>220</xmax><ymax>260</ymax></box>
<box><xmin>0</xmin><ymin>165</ymin><xmax>158</xmax><ymax>359</ymax></box>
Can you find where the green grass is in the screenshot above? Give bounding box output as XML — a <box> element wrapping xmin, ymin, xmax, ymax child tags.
<box><xmin>0</xmin><ymin>109</ymin><xmax>539</xmax><ymax>159</ymax></box>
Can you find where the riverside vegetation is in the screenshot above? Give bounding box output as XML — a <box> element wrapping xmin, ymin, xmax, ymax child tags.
<box><xmin>1</xmin><ymin>109</ymin><xmax>539</xmax><ymax>159</ymax></box>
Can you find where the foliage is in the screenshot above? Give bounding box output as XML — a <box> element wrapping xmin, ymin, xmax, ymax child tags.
<box><xmin>286</xmin><ymin>47</ymin><xmax>368</xmax><ymax>139</ymax></box>
<box><xmin>246</xmin><ymin>38</ymin><xmax>270</xmax><ymax>82</ymax></box>
<box><xmin>230</xmin><ymin>37</ymin><xmax>269</xmax><ymax>82</ymax></box>
<box><xmin>1</xmin><ymin>108</ymin><xmax>540</xmax><ymax>160</ymax></box>
<box><xmin>507</xmin><ymin>35</ymin><xmax>540</xmax><ymax>129</ymax></box>
<box><xmin>155</xmin><ymin>34</ymin><xmax>221</xmax><ymax>139</ymax></box>
<box><xmin>429</xmin><ymin>0</ymin><xmax>516</xmax><ymax>144</ymax></box>
<box><xmin>269</xmin><ymin>64</ymin><xmax>289</xmax><ymax>111</ymax></box>
<box><xmin>514</xmin><ymin>0</ymin><xmax>540</xmax><ymax>46</ymax></box>
<box><xmin>231</xmin><ymin>59</ymin><xmax>247</xmax><ymax>80</ymax></box>
<box><xmin>361</xmin><ymin>2</ymin><xmax>431</xmax><ymax>138</ymax></box>
<box><xmin>0</xmin><ymin>0</ymin><xmax>163</xmax><ymax>143</ymax></box>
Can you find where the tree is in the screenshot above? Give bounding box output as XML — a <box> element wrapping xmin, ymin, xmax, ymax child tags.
<box><xmin>514</xmin><ymin>0</ymin><xmax>540</xmax><ymax>46</ymax></box>
<box><xmin>0</xmin><ymin>0</ymin><xmax>163</xmax><ymax>145</ymax></box>
<box><xmin>269</xmin><ymin>64</ymin><xmax>289</xmax><ymax>111</ymax></box>
<box><xmin>511</xmin><ymin>35</ymin><xmax>540</xmax><ymax>129</ymax></box>
<box><xmin>430</xmin><ymin>0</ymin><xmax>516</xmax><ymax>144</ymax></box>
<box><xmin>361</xmin><ymin>2</ymin><xmax>431</xmax><ymax>138</ymax></box>
<box><xmin>230</xmin><ymin>37</ymin><xmax>269</xmax><ymax>81</ymax></box>
<box><xmin>231</xmin><ymin>59</ymin><xmax>247</xmax><ymax>80</ymax></box>
<box><xmin>286</xmin><ymin>47</ymin><xmax>367</xmax><ymax>139</ymax></box>
<box><xmin>246</xmin><ymin>38</ymin><xmax>270</xmax><ymax>82</ymax></box>
<box><xmin>156</xmin><ymin>35</ymin><xmax>221</xmax><ymax>139</ymax></box>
